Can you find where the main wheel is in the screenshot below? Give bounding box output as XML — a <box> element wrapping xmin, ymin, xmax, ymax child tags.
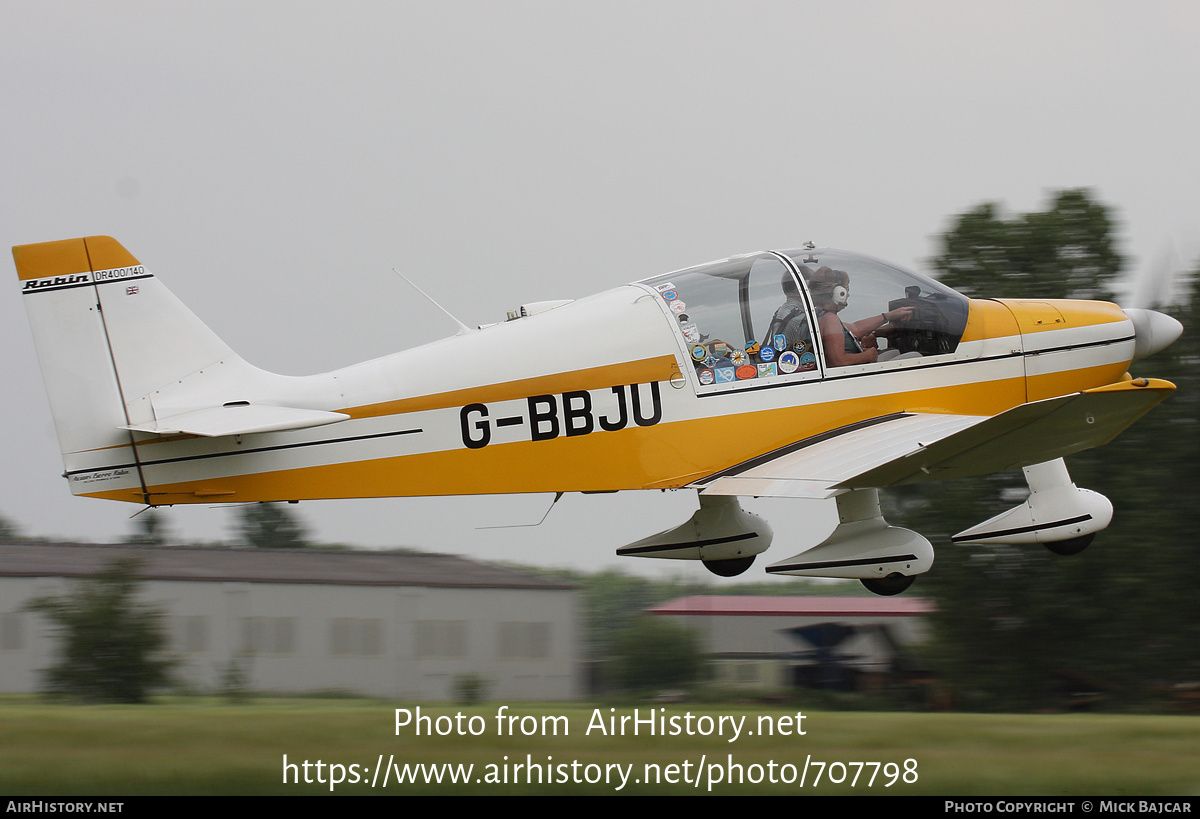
<box><xmin>1044</xmin><ymin>534</ymin><xmax>1094</xmax><ymax>556</ymax></box>
<box><xmin>702</xmin><ymin>556</ymin><xmax>755</xmax><ymax>577</ymax></box>
<box><xmin>861</xmin><ymin>572</ymin><xmax>915</xmax><ymax>596</ymax></box>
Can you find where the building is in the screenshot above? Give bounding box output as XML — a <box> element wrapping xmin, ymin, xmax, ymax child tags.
<box><xmin>648</xmin><ymin>595</ymin><xmax>933</xmax><ymax>693</ymax></box>
<box><xmin>0</xmin><ymin>542</ymin><xmax>579</xmax><ymax>700</ymax></box>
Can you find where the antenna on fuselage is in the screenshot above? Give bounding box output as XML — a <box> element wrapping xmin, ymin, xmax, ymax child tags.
<box><xmin>392</xmin><ymin>267</ymin><xmax>473</xmax><ymax>335</ymax></box>
<box><xmin>477</xmin><ymin>492</ymin><xmax>564</xmax><ymax>529</ymax></box>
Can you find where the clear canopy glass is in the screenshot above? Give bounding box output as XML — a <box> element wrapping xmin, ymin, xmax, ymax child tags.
<box><xmin>642</xmin><ymin>248</ymin><xmax>969</xmax><ymax>389</ymax></box>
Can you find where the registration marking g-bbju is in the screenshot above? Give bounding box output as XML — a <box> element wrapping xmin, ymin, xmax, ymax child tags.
<box><xmin>460</xmin><ymin>382</ymin><xmax>663</xmax><ymax>449</ymax></box>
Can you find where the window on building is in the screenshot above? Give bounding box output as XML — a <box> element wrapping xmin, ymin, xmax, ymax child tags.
<box><xmin>330</xmin><ymin>618</ymin><xmax>384</xmax><ymax>657</ymax></box>
<box><xmin>241</xmin><ymin>616</ymin><xmax>297</xmax><ymax>656</ymax></box>
<box><xmin>498</xmin><ymin>622</ymin><xmax>551</xmax><ymax>659</ymax></box>
<box><xmin>175</xmin><ymin>615</ymin><xmax>209</xmax><ymax>654</ymax></box>
<box><xmin>415</xmin><ymin>620</ymin><xmax>466</xmax><ymax>658</ymax></box>
<box><xmin>1</xmin><ymin>612</ymin><xmax>23</xmax><ymax>651</ymax></box>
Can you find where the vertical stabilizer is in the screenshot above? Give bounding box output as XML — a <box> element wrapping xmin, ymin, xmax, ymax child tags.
<box><xmin>14</xmin><ymin>236</ymin><xmax>243</xmax><ymax>499</ymax></box>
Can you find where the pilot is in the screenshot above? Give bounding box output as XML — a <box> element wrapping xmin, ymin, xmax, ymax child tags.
<box><xmin>805</xmin><ymin>267</ymin><xmax>915</xmax><ymax>367</ymax></box>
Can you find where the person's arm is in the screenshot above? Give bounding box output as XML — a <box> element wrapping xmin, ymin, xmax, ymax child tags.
<box><xmin>845</xmin><ymin>306</ymin><xmax>916</xmax><ymax>339</ymax></box>
<box><xmin>820</xmin><ymin>313</ymin><xmax>878</xmax><ymax>367</ymax></box>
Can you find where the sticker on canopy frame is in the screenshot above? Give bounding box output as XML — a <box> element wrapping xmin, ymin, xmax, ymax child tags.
<box><xmin>778</xmin><ymin>351</ymin><xmax>800</xmax><ymax>373</ymax></box>
<box><xmin>774</xmin><ymin>334</ymin><xmax>787</xmax><ymax>351</ymax></box>
<box><xmin>670</xmin><ymin>300</ymin><xmax>687</xmax><ymax>314</ymax></box>
<box><xmin>735</xmin><ymin>365</ymin><xmax>757</xmax><ymax>380</ymax></box>
<box><xmin>655</xmin><ymin>282</ymin><xmax>675</xmax><ymax>292</ymax></box>
<box><xmin>800</xmin><ymin>352</ymin><xmax>817</xmax><ymax>371</ymax></box>
<box><xmin>730</xmin><ymin>349</ymin><xmax>748</xmax><ymax>366</ymax></box>
<box><xmin>661</xmin><ymin>289</ymin><xmax>678</xmax><ymax>301</ymax></box>
<box><xmin>691</xmin><ymin>345</ymin><xmax>707</xmax><ymax>361</ymax></box>
<box><xmin>698</xmin><ymin>369</ymin><xmax>715</xmax><ymax>385</ymax></box>
<box><xmin>759</xmin><ymin>345</ymin><xmax>776</xmax><ymax>362</ymax></box>
<box><xmin>682</xmin><ymin>324</ymin><xmax>700</xmax><ymax>343</ymax></box>
<box><xmin>744</xmin><ymin>341</ymin><xmax>760</xmax><ymax>356</ymax></box>
<box><xmin>715</xmin><ymin>367</ymin><xmax>736</xmax><ymax>383</ymax></box>
<box><xmin>757</xmin><ymin>362</ymin><xmax>777</xmax><ymax>378</ymax></box>
<box><xmin>712</xmin><ymin>341</ymin><xmax>729</xmax><ymax>357</ymax></box>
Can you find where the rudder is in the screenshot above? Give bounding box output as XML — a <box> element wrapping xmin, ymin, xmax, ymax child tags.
<box><xmin>14</xmin><ymin>236</ymin><xmax>241</xmax><ymax>501</ymax></box>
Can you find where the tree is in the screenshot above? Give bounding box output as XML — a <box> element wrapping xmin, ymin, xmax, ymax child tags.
<box><xmin>611</xmin><ymin>616</ymin><xmax>705</xmax><ymax>692</ymax></box>
<box><xmin>0</xmin><ymin>512</ymin><xmax>22</xmax><ymax>541</ymax></box>
<box><xmin>125</xmin><ymin>509</ymin><xmax>169</xmax><ymax>545</ymax></box>
<box><xmin>929</xmin><ymin>188</ymin><xmax>1122</xmax><ymax>301</ymax></box>
<box><xmin>908</xmin><ymin>191</ymin><xmax>1199</xmax><ymax>709</ymax></box>
<box><xmin>26</xmin><ymin>557</ymin><xmax>175</xmax><ymax>703</ymax></box>
<box><xmin>237</xmin><ymin>502</ymin><xmax>309</xmax><ymax>549</ymax></box>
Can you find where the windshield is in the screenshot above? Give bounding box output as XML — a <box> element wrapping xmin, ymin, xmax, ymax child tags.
<box><xmin>642</xmin><ymin>252</ymin><xmax>819</xmax><ymax>388</ymax></box>
<box><xmin>781</xmin><ymin>248</ymin><xmax>969</xmax><ymax>362</ymax></box>
<box><xmin>642</xmin><ymin>248</ymin><xmax>971</xmax><ymax>388</ymax></box>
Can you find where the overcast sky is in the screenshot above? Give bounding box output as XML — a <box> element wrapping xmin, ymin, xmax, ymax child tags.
<box><xmin>2</xmin><ymin>2</ymin><xmax>1198</xmax><ymax>578</ymax></box>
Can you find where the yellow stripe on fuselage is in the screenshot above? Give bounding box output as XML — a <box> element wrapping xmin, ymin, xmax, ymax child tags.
<box><xmin>1026</xmin><ymin>362</ymin><xmax>1132</xmax><ymax>402</ymax></box>
<box><xmin>82</xmin><ymin>375</ymin><xmax>1027</xmax><ymax>504</ymax></box>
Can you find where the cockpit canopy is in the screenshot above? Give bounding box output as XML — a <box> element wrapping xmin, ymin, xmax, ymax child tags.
<box><xmin>641</xmin><ymin>248</ymin><xmax>969</xmax><ymax>389</ymax></box>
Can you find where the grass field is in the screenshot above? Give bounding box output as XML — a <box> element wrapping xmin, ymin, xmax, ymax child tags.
<box><xmin>0</xmin><ymin>697</ymin><xmax>1196</xmax><ymax>795</ymax></box>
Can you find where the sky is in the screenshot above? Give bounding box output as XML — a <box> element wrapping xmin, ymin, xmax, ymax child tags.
<box><xmin>2</xmin><ymin>1</ymin><xmax>1198</xmax><ymax>578</ymax></box>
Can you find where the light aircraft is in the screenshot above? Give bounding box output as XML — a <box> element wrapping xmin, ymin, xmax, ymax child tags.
<box><xmin>13</xmin><ymin>236</ymin><xmax>1183</xmax><ymax>594</ymax></box>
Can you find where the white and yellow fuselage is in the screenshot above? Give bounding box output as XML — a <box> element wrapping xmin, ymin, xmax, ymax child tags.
<box><xmin>13</xmin><ymin>238</ymin><xmax>1173</xmax><ymax>511</ymax></box>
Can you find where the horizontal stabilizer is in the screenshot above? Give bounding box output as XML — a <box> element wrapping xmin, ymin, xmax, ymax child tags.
<box><xmin>124</xmin><ymin>405</ymin><xmax>349</xmax><ymax>437</ymax></box>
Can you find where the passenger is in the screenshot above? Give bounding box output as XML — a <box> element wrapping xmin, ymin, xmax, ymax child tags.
<box><xmin>805</xmin><ymin>267</ymin><xmax>914</xmax><ymax>367</ymax></box>
<box><xmin>764</xmin><ymin>268</ymin><xmax>812</xmax><ymax>353</ymax></box>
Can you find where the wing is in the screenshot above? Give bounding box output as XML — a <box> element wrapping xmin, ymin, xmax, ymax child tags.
<box><xmin>691</xmin><ymin>378</ymin><xmax>1174</xmax><ymax>499</ymax></box>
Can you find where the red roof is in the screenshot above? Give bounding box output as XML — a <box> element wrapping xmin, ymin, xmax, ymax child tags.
<box><xmin>647</xmin><ymin>595</ymin><xmax>934</xmax><ymax>617</ymax></box>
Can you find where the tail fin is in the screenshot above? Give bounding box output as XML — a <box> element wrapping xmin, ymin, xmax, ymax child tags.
<box><xmin>14</xmin><ymin>236</ymin><xmax>243</xmax><ymax>498</ymax></box>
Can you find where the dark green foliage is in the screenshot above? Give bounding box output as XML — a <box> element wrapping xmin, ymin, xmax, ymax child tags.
<box><xmin>0</xmin><ymin>512</ymin><xmax>22</xmax><ymax>541</ymax></box>
<box><xmin>220</xmin><ymin>655</ymin><xmax>252</xmax><ymax>704</ymax></box>
<box><xmin>930</xmin><ymin>188</ymin><xmax>1122</xmax><ymax>301</ymax></box>
<box><xmin>237</xmin><ymin>502</ymin><xmax>309</xmax><ymax>549</ymax></box>
<box><xmin>26</xmin><ymin>557</ymin><xmax>175</xmax><ymax>703</ymax></box>
<box><xmin>125</xmin><ymin>509</ymin><xmax>168</xmax><ymax>545</ymax></box>
<box><xmin>453</xmin><ymin>673</ymin><xmax>490</xmax><ymax>705</ymax></box>
<box><xmin>910</xmin><ymin>191</ymin><xmax>1199</xmax><ymax>710</ymax></box>
<box><xmin>612</xmin><ymin>616</ymin><xmax>704</xmax><ymax>692</ymax></box>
